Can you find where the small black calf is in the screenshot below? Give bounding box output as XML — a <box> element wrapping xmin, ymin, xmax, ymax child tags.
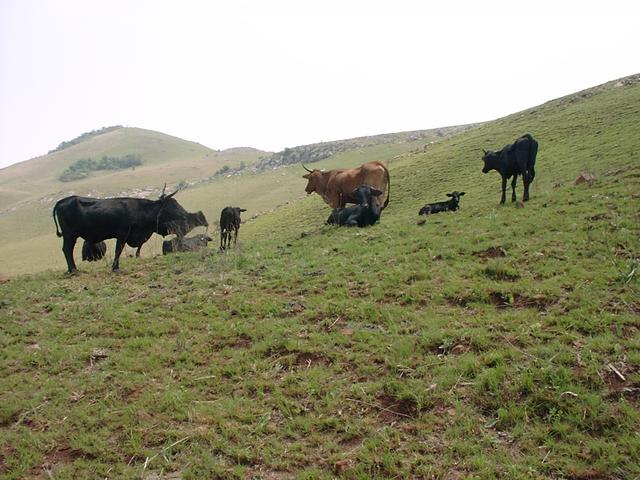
<box><xmin>82</xmin><ymin>240</ymin><xmax>107</xmax><ymax>261</ymax></box>
<box><xmin>326</xmin><ymin>185</ymin><xmax>383</xmax><ymax>227</ymax></box>
<box><xmin>162</xmin><ymin>234</ymin><xmax>212</xmax><ymax>255</ymax></box>
<box><xmin>220</xmin><ymin>207</ymin><xmax>247</xmax><ymax>250</ymax></box>
<box><xmin>418</xmin><ymin>191</ymin><xmax>465</xmax><ymax>216</ymax></box>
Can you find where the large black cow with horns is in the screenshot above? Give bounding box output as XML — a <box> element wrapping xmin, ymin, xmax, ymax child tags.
<box><xmin>52</xmin><ymin>186</ymin><xmax>208</xmax><ymax>272</ymax></box>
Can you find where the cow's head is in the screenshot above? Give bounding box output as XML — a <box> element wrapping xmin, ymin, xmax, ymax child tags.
<box><xmin>302</xmin><ymin>164</ymin><xmax>327</xmax><ymax>194</ymax></box>
<box><xmin>352</xmin><ymin>185</ymin><xmax>383</xmax><ymax>208</ymax></box>
<box><xmin>446</xmin><ymin>191</ymin><xmax>465</xmax><ymax>206</ymax></box>
<box><xmin>157</xmin><ymin>193</ymin><xmax>209</xmax><ymax>237</ymax></box>
<box><xmin>481</xmin><ymin>149</ymin><xmax>498</xmax><ymax>173</ymax></box>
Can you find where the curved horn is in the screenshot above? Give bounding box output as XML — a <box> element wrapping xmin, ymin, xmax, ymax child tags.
<box><xmin>302</xmin><ymin>163</ymin><xmax>313</xmax><ymax>173</ymax></box>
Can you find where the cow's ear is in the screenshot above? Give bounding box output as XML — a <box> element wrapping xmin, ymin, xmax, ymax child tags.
<box><xmin>446</xmin><ymin>193</ymin><xmax>453</xmax><ymax>197</ymax></box>
<box><xmin>482</xmin><ymin>149</ymin><xmax>488</xmax><ymax>156</ymax></box>
<box><xmin>302</xmin><ymin>174</ymin><xmax>310</xmax><ymax>179</ymax></box>
<box><xmin>240</xmin><ymin>208</ymin><xmax>247</xmax><ymax>212</ymax></box>
<box><xmin>460</xmin><ymin>192</ymin><xmax>466</xmax><ymax>196</ymax></box>
<box><xmin>371</xmin><ymin>188</ymin><xmax>383</xmax><ymax>196</ymax></box>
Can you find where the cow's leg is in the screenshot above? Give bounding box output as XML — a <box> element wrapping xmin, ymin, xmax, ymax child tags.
<box><xmin>523</xmin><ymin>171</ymin><xmax>531</xmax><ymax>201</ymax></box>
<box><xmin>62</xmin><ymin>235</ymin><xmax>78</xmax><ymax>273</ymax></box>
<box><xmin>234</xmin><ymin>227</ymin><xmax>239</xmax><ymax>246</ymax></box>
<box><xmin>500</xmin><ymin>176</ymin><xmax>507</xmax><ymax>204</ymax></box>
<box><xmin>220</xmin><ymin>231</ymin><xmax>224</xmax><ymax>251</ymax></box>
<box><xmin>511</xmin><ymin>175</ymin><xmax>518</xmax><ymax>202</ymax></box>
<box><xmin>135</xmin><ymin>246</ymin><xmax>142</xmax><ymax>257</ymax></box>
<box><xmin>112</xmin><ymin>237</ymin><xmax>126</xmax><ymax>271</ymax></box>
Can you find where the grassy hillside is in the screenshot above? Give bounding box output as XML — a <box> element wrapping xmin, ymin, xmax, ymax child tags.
<box><xmin>0</xmin><ymin>133</ymin><xmax>428</xmax><ymax>277</ymax></box>
<box><xmin>0</xmin><ymin>127</ymin><xmax>264</xmax><ymax>209</ymax></box>
<box><xmin>1</xmin><ymin>77</ymin><xmax>639</xmax><ymax>479</ymax></box>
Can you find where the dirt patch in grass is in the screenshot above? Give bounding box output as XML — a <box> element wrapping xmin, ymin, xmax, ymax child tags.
<box><xmin>244</xmin><ymin>467</ymin><xmax>295</xmax><ymax>480</ymax></box>
<box><xmin>567</xmin><ymin>467</ymin><xmax>617</xmax><ymax>480</ymax></box>
<box><xmin>376</xmin><ymin>393</ymin><xmax>419</xmax><ymax>422</ymax></box>
<box><xmin>487</xmin><ymin>291</ymin><xmax>557</xmax><ymax>310</ymax></box>
<box><xmin>292</xmin><ymin>351</ymin><xmax>332</xmax><ymax>369</ymax></box>
<box><xmin>473</xmin><ymin>246</ymin><xmax>507</xmax><ymax>258</ymax></box>
<box><xmin>603</xmin><ymin>363</ymin><xmax>640</xmax><ymax>404</ymax></box>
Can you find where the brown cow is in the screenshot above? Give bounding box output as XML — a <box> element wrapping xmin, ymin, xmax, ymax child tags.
<box><xmin>302</xmin><ymin>161</ymin><xmax>390</xmax><ymax>209</ymax></box>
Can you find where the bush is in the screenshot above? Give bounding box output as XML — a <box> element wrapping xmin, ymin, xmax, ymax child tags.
<box><xmin>59</xmin><ymin>154</ymin><xmax>143</xmax><ymax>182</ymax></box>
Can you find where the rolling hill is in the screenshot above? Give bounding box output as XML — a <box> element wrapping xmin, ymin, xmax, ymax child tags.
<box><xmin>0</xmin><ymin>123</ymin><xmax>473</xmax><ymax>277</ymax></box>
<box><xmin>0</xmin><ymin>75</ymin><xmax>638</xmax><ymax>479</ymax></box>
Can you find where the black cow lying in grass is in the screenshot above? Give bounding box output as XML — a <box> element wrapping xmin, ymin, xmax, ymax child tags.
<box><xmin>326</xmin><ymin>185</ymin><xmax>383</xmax><ymax>227</ymax></box>
<box><xmin>418</xmin><ymin>191</ymin><xmax>465</xmax><ymax>216</ymax></box>
<box><xmin>482</xmin><ymin>133</ymin><xmax>538</xmax><ymax>203</ymax></box>
<box><xmin>220</xmin><ymin>207</ymin><xmax>247</xmax><ymax>250</ymax></box>
<box><xmin>82</xmin><ymin>240</ymin><xmax>107</xmax><ymax>261</ymax></box>
<box><xmin>162</xmin><ymin>234</ymin><xmax>212</xmax><ymax>255</ymax></box>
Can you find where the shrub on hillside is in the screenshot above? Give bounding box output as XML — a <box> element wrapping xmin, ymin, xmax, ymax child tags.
<box><xmin>59</xmin><ymin>154</ymin><xmax>143</xmax><ymax>182</ymax></box>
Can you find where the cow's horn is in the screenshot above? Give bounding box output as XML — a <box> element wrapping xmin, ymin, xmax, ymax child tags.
<box><xmin>165</xmin><ymin>188</ymin><xmax>179</xmax><ymax>199</ymax></box>
<box><xmin>302</xmin><ymin>163</ymin><xmax>313</xmax><ymax>173</ymax></box>
<box><xmin>161</xmin><ymin>183</ymin><xmax>167</xmax><ymax>196</ymax></box>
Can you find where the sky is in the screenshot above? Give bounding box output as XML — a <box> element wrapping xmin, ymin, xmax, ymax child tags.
<box><xmin>0</xmin><ymin>0</ymin><xmax>638</xmax><ymax>169</ymax></box>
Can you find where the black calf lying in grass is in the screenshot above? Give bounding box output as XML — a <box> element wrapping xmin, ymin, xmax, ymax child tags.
<box><xmin>419</xmin><ymin>191</ymin><xmax>465</xmax><ymax>216</ymax></box>
<box><xmin>326</xmin><ymin>185</ymin><xmax>383</xmax><ymax>227</ymax></box>
<box><xmin>162</xmin><ymin>234</ymin><xmax>212</xmax><ymax>255</ymax></box>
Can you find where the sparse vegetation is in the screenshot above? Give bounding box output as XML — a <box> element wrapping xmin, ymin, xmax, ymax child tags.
<box><xmin>0</xmin><ymin>76</ymin><xmax>639</xmax><ymax>479</ymax></box>
<box><xmin>58</xmin><ymin>155</ymin><xmax>143</xmax><ymax>182</ymax></box>
<box><xmin>48</xmin><ymin>126</ymin><xmax>123</xmax><ymax>154</ymax></box>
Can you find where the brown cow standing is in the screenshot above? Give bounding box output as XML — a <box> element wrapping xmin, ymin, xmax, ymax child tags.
<box><xmin>302</xmin><ymin>161</ymin><xmax>390</xmax><ymax>209</ymax></box>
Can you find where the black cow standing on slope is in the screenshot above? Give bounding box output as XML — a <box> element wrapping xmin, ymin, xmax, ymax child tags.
<box><xmin>419</xmin><ymin>191</ymin><xmax>465</xmax><ymax>216</ymax></box>
<box><xmin>326</xmin><ymin>185</ymin><xmax>384</xmax><ymax>227</ymax></box>
<box><xmin>219</xmin><ymin>207</ymin><xmax>246</xmax><ymax>251</ymax></box>
<box><xmin>53</xmin><ymin>189</ymin><xmax>208</xmax><ymax>272</ymax></box>
<box><xmin>481</xmin><ymin>133</ymin><xmax>538</xmax><ymax>204</ymax></box>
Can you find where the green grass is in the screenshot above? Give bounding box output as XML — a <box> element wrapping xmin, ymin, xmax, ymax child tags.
<box><xmin>1</xmin><ymin>77</ymin><xmax>639</xmax><ymax>479</ymax></box>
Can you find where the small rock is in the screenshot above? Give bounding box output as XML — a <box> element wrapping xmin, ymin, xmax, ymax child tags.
<box><xmin>575</xmin><ymin>172</ymin><xmax>597</xmax><ymax>185</ymax></box>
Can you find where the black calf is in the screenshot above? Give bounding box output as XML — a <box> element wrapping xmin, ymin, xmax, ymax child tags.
<box><xmin>220</xmin><ymin>207</ymin><xmax>246</xmax><ymax>250</ymax></box>
<box><xmin>81</xmin><ymin>240</ymin><xmax>107</xmax><ymax>261</ymax></box>
<box><xmin>326</xmin><ymin>185</ymin><xmax>383</xmax><ymax>227</ymax></box>
<box><xmin>418</xmin><ymin>191</ymin><xmax>465</xmax><ymax>216</ymax></box>
<box><xmin>162</xmin><ymin>234</ymin><xmax>212</xmax><ymax>255</ymax></box>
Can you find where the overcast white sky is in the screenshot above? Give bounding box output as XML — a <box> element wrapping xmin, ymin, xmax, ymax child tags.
<box><xmin>0</xmin><ymin>0</ymin><xmax>638</xmax><ymax>168</ymax></box>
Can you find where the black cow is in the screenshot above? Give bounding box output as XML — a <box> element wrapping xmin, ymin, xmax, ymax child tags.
<box><xmin>326</xmin><ymin>185</ymin><xmax>383</xmax><ymax>227</ymax></box>
<box><xmin>220</xmin><ymin>207</ymin><xmax>246</xmax><ymax>250</ymax></box>
<box><xmin>419</xmin><ymin>191</ymin><xmax>465</xmax><ymax>216</ymax></box>
<box><xmin>163</xmin><ymin>234</ymin><xmax>213</xmax><ymax>255</ymax></box>
<box><xmin>81</xmin><ymin>240</ymin><xmax>107</xmax><ymax>261</ymax></box>
<box><xmin>481</xmin><ymin>133</ymin><xmax>538</xmax><ymax>203</ymax></box>
<box><xmin>53</xmin><ymin>189</ymin><xmax>208</xmax><ymax>272</ymax></box>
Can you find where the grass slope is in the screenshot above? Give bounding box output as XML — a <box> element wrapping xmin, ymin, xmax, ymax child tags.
<box><xmin>0</xmin><ymin>127</ymin><xmax>264</xmax><ymax>208</ymax></box>
<box><xmin>1</xmin><ymin>77</ymin><xmax>639</xmax><ymax>479</ymax></box>
<box><xmin>0</xmin><ymin>138</ymin><xmax>421</xmax><ymax>277</ymax></box>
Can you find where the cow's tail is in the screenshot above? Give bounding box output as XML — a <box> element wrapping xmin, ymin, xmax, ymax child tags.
<box><xmin>382</xmin><ymin>163</ymin><xmax>391</xmax><ymax>210</ymax></box>
<box><xmin>52</xmin><ymin>200</ymin><xmax>62</xmax><ymax>237</ymax></box>
<box><xmin>525</xmin><ymin>134</ymin><xmax>538</xmax><ymax>182</ymax></box>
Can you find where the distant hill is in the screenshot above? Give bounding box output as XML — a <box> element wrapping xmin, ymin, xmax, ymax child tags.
<box><xmin>0</xmin><ymin>127</ymin><xmax>268</xmax><ymax>211</ymax></box>
<box><xmin>254</xmin><ymin>124</ymin><xmax>478</xmax><ymax>170</ymax></box>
